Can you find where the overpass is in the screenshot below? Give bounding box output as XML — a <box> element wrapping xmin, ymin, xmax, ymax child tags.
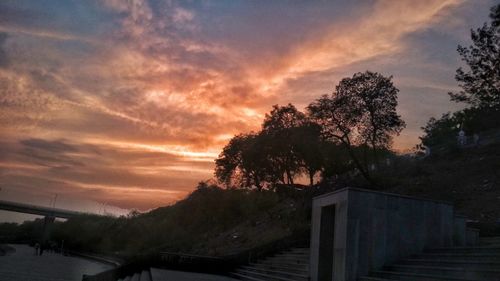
<box><xmin>0</xmin><ymin>199</ymin><xmax>86</xmax><ymax>219</ymax></box>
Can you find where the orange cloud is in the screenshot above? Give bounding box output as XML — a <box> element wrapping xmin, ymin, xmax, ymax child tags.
<box><xmin>0</xmin><ymin>0</ymin><xmax>483</xmax><ymax>213</ymax></box>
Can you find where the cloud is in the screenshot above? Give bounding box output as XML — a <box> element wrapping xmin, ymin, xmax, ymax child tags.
<box><xmin>0</xmin><ymin>0</ymin><xmax>494</xmax><ymax>212</ymax></box>
<box><xmin>0</xmin><ymin>33</ymin><xmax>8</xmax><ymax>67</ymax></box>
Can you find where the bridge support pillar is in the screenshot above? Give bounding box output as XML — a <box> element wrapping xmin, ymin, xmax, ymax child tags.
<box><xmin>42</xmin><ymin>216</ymin><xmax>56</xmax><ymax>244</ymax></box>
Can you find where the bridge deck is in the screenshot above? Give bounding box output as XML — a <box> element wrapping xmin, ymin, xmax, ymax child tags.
<box><xmin>0</xmin><ymin>200</ymin><xmax>85</xmax><ymax>219</ymax></box>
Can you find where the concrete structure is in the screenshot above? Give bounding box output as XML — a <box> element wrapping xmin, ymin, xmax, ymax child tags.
<box><xmin>0</xmin><ymin>200</ymin><xmax>84</xmax><ymax>219</ymax></box>
<box><xmin>231</xmin><ymin>247</ymin><xmax>309</xmax><ymax>280</ymax></box>
<box><xmin>0</xmin><ymin>199</ymin><xmax>87</xmax><ymax>244</ymax></box>
<box><xmin>150</xmin><ymin>268</ymin><xmax>237</xmax><ymax>281</ymax></box>
<box><xmin>309</xmin><ymin>188</ymin><xmax>470</xmax><ymax>281</ymax></box>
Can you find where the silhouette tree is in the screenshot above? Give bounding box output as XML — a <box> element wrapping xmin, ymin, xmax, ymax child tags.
<box><xmin>290</xmin><ymin>122</ymin><xmax>324</xmax><ymax>186</ymax></box>
<box><xmin>216</xmin><ymin>104</ymin><xmax>327</xmax><ymax>188</ymax></box>
<box><xmin>215</xmin><ymin>133</ymin><xmax>273</xmax><ymax>190</ymax></box>
<box><xmin>419</xmin><ymin>112</ymin><xmax>460</xmax><ymax>149</ymax></box>
<box><xmin>420</xmin><ymin>4</ymin><xmax>500</xmax><ymax>150</ymax></box>
<box><xmin>261</xmin><ymin>104</ymin><xmax>307</xmax><ymax>185</ymax></box>
<box><xmin>449</xmin><ymin>4</ymin><xmax>499</xmax><ymax>109</ymax></box>
<box><xmin>308</xmin><ymin>71</ymin><xmax>405</xmax><ymax>185</ymax></box>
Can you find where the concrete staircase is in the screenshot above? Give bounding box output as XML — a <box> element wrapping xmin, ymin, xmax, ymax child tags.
<box><xmin>118</xmin><ymin>270</ymin><xmax>151</xmax><ymax>281</ymax></box>
<box><xmin>116</xmin><ymin>267</ymin><xmax>237</xmax><ymax>281</ymax></box>
<box><xmin>360</xmin><ymin>237</ymin><xmax>500</xmax><ymax>281</ymax></box>
<box><xmin>231</xmin><ymin>247</ymin><xmax>309</xmax><ymax>281</ymax></box>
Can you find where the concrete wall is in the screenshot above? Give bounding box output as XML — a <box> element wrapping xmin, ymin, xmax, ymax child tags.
<box><xmin>466</xmin><ymin>228</ymin><xmax>480</xmax><ymax>246</ymax></box>
<box><xmin>454</xmin><ymin>215</ymin><xmax>467</xmax><ymax>246</ymax></box>
<box><xmin>310</xmin><ymin>188</ymin><xmax>460</xmax><ymax>281</ymax></box>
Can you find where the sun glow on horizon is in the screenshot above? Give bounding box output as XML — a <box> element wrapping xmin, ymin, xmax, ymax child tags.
<box><xmin>0</xmin><ymin>0</ymin><xmax>493</xmax><ymax>212</ymax></box>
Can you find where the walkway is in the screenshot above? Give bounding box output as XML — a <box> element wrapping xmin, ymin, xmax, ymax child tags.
<box><xmin>0</xmin><ymin>244</ymin><xmax>112</xmax><ymax>281</ymax></box>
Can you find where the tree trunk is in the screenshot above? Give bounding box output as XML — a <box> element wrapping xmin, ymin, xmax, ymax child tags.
<box><xmin>342</xmin><ymin>139</ymin><xmax>377</xmax><ymax>188</ymax></box>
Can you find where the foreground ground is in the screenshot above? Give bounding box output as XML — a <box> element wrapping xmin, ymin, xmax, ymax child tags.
<box><xmin>0</xmin><ymin>244</ymin><xmax>112</xmax><ymax>281</ymax></box>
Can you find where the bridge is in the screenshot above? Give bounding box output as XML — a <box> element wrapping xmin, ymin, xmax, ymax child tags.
<box><xmin>0</xmin><ymin>199</ymin><xmax>89</xmax><ymax>244</ymax></box>
<box><xmin>0</xmin><ymin>199</ymin><xmax>86</xmax><ymax>219</ymax></box>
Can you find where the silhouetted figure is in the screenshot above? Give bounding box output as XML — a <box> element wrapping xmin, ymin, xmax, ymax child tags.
<box><xmin>458</xmin><ymin>129</ymin><xmax>466</xmax><ymax>146</ymax></box>
<box><xmin>34</xmin><ymin>243</ymin><xmax>40</xmax><ymax>256</ymax></box>
<box><xmin>39</xmin><ymin>244</ymin><xmax>44</xmax><ymax>256</ymax></box>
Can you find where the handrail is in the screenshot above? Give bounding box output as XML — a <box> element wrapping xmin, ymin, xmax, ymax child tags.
<box><xmin>67</xmin><ymin>250</ymin><xmax>123</xmax><ymax>267</ymax></box>
<box><xmin>82</xmin><ymin>229</ymin><xmax>310</xmax><ymax>281</ymax></box>
<box><xmin>159</xmin><ymin>251</ymin><xmax>225</xmax><ymax>260</ymax></box>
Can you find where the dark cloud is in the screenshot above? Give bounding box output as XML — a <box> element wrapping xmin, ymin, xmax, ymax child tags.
<box><xmin>20</xmin><ymin>138</ymin><xmax>78</xmax><ymax>153</ymax></box>
<box><xmin>0</xmin><ymin>33</ymin><xmax>8</xmax><ymax>67</ymax></box>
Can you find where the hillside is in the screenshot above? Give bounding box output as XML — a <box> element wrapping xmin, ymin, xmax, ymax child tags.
<box><xmin>373</xmin><ymin>142</ymin><xmax>500</xmax><ymax>233</ymax></box>
<box><xmin>52</xmin><ymin>141</ymin><xmax>500</xmax><ymax>255</ymax></box>
<box><xmin>49</xmin><ymin>187</ymin><xmax>311</xmax><ymax>258</ymax></box>
<box><xmin>1</xmin><ymin>142</ymin><xmax>499</xmax><ymax>258</ymax></box>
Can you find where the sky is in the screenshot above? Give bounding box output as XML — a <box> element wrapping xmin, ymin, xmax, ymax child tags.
<box><xmin>0</xmin><ymin>0</ymin><xmax>496</xmax><ymax>219</ymax></box>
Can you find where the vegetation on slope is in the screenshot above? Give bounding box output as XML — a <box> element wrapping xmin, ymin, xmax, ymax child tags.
<box><xmin>49</xmin><ymin>185</ymin><xmax>311</xmax><ymax>258</ymax></box>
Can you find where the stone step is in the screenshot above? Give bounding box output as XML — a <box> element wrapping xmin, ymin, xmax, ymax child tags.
<box><xmin>259</xmin><ymin>259</ymin><xmax>309</xmax><ymax>269</ymax></box>
<box><xmin>275</xmin><ymin>251</ymin><xmax>309</xmax><ymax>256</ymax></box>
<box><xmin>241</xmin><ymin>265</ymin><xmax>308</xmax><ymax>280</ymax></box>
<box><xmin>235</xmin><ymin>269</ymin><xmax>305</xmax><ymax>281</ymax></box>
<box><xmin>231</xmin><ymin>272</ymin><xmax>267</xmax><ymax>281</ymax></box>
<box><xmin>426</xmin><ymin>247</ymin><xmax>500</xmax><ymax>254</ymax></box>
<box><xmin>480</xmin><ymin>237</ymin><xmax>500</xmax><ymax>246</ymax></box>
<box><xmin>415</xmin><ymin>252</ymin><xmax>500</xmax><ymax>261</ymax></box>
<box><xmin>282</xmin><ymin>250</ymin><xmax>309</xmax><ymax>256</ymax></box>
<box><xmin>285</xmin><ymin>248</ymin><xmax>309</xmax><ymax>252</ymax></box>
<box><xmin>371</xmin><ymin>270</ymin><xmax>477</xmax><ymax>281</ymax></box>
<box><xmin>231</xmin><ymin>247</ymin><xmax>309</xmax><ymax>281</ymax></box>
<box><xmin>264</xmin><ymin>256</ymin><xmax>309</xmax><ymax>264</ymax></box>
<box><xmin>273</xmin><ymin>253</ymin><xmax>309</xmax><ymax>259</ymax></box>
<box><xmin>358</xmin><ymin>277</ymin><xmax>398</xmax><ymax>281</ymax></box>
<box><xmin>385</xmin><ymin>265</ymin><xmax>500</xmax><ymax>280</ymax></box>
<box><xmin>140</xmin><ymin>270</ymin><xmax>151</xmax><ymax>281</ymax></box>
<box><xmin>480</xmin><ymin>237</ymin><xmax>500</xmax><ymax>241</ymax></box>
<box><xmin>131</xmin><ymin>272</ymin><xmax>140</xmax><ymax>281</ymax></box>
<box><xmin>399</xmin><ymin>258</ymin><xmax>500</xmax><ymax>270</ymax></box>
<box><xmin>248</xmin><ymin>262</ymin><xmax>309</xmax><ymax>274</ymax></box>
<box><xmin>269</xmin><ymin>253</ymin><xmax>309</xmax><ymax>259</ymax></box>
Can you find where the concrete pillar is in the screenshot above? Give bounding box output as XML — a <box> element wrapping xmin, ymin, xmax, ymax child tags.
<box><xmin>42</xmin><ymin>216</ymin><xmax>56</xmax><ymax>243</ymax></box>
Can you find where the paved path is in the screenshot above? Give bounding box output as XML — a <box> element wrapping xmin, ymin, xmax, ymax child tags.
<box><xmin>0</xmin><ymin>244</ymin><xmax>112</xmax><ymax>281</ymax></box>
<box><xmin>150</xmin><ymin>268</ymin><xmax>238</xmax><ymax>281</ymax></box>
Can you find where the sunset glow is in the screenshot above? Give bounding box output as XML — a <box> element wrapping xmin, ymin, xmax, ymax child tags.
<box><xmin>0</xmin><ymin>0</ymin><xmax>496</xmax><ymax>213</ymax></box>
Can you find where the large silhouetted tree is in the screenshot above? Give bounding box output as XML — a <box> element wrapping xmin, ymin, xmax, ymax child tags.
<box><xmin>261</xmin><ymin>104</ymin><xmax>306</xmax><ymax>185</ymax></box>
<box><xmin>308</xmin><ymin>71</ymin><xmax>405</xmax><ymax>185</ymax></box>
<box><xmin>215</xmin><ymin>133</ymin><xmax>274</xmax><ymax>190</ymax></box>
<box><xmin>449</xmin><ymin>4</ymin><xmax>500</xmax><ymax>109</ymax></box>
<box><xmin>215</xmin><ymin>104</ymin><xmax>327</xmax><ymax>189</ymax></box>
<box><xmin>291</xmin><ymin>122</ymin><xmax>324</xmax><ymax>186</ymax></box>
<box><xmin>420</xmin><ymin>4</ymin><xmax>500</xmax><ymax>149</ymax></box>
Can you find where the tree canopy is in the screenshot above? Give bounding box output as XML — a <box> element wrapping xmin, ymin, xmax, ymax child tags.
<box><xmin>308</xmin><ymin>71</ymin><xmax>405</xmax><ymax>183</ymax></box>
<box><xmin>449</xmin><ymin>4</ymin><xmax>500</xmax><ymax>109</ymax></box>
<box><xmin>420</xmin><ymin>4</ymin><xmax>500</xmax><ymax>150</ymax></box>
<box><xmin>215</xmin><ymin>71</ymin><xmax>405</xmax><ymax>190</ymax></box>
<box><xmin>215</xmin><ymin>104</ymin><xmax>326</xmax><ymax>189</ymax></box>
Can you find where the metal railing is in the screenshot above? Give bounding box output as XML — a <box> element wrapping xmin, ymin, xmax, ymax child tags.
<box><xmin>81</xmin><ymin>229</ymin><xmax>310</xmax><ymax>281</ymax></box>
